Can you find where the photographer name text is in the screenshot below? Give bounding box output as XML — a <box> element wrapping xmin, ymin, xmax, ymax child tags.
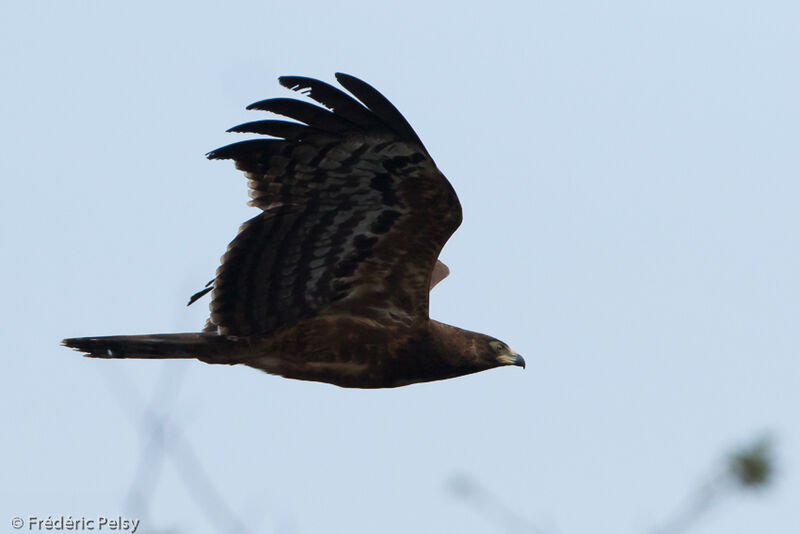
<box><xmin>12</xmin><ymin>516</ymin><xmax>139</xmax><ymax>533</ymax></box>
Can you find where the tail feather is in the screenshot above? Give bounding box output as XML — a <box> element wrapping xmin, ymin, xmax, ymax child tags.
<box><xmin>62</xmin><ymin>333</ymin><xmax>240</xmax><ymax>364</ymax></box>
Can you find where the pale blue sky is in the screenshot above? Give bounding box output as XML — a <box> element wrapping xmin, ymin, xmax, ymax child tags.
<box><xmin>2</xmin><ymin>1</ymin><xmax>798</xmax><ymax>533</ymax></box>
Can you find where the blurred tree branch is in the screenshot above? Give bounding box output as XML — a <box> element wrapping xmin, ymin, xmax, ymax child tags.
<box><xmin>447</xmin><ymin>433</ymin><xmax>776</xmax><ymax>534</ymax></box>
<box><xmin>655</xmin><ymin>434</ymin><xmax>775</xmax><ymax>534</ymax></box>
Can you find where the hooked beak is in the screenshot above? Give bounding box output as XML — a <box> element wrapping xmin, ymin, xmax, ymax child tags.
<box><xmin>497</xmin><ymin>348</ymin><xmax>525</xmax><ymax>369</ymax></box>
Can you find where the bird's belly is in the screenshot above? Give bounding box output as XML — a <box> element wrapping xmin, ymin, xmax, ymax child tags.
<box><xmin>244</xmin><ymin>353</ymin><xmax>389</xmax><ymax>388</ymax></box>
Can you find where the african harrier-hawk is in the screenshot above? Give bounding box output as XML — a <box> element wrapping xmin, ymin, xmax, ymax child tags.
<box><xmin>63</xmin><ymin>73</ymin><xmax>524</xmax><ymax>388</ymax></box>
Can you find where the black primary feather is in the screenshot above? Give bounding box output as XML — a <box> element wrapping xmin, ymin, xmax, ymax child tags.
<box><xmin>226</xmin><ymin>120</ymin><xmax>325</xmax><ymax>140</ymax></box>
<box><xmin>245</xmin><ymin>98</ymin><xmax>355</xmax><ymax>134</ymax></box>
<box><xmin>334</xmin><ymin>73</ymin><xmax>427</xmax><ymax>151</ymax></box>
<box><xmin>278</xmin><ymin>76</ymin><xmax>384</xmax><ymax>129</ymax></box>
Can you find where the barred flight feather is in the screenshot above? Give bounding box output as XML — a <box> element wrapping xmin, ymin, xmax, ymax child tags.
<box><xmin>203</xmin><ymin>74</ymin><xmax>461</xmax><ymax>336</ymax></box>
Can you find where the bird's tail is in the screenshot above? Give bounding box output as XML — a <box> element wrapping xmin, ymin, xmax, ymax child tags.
<box><xmin>62</xmin><ymin>333</ymin><xmax>242</xmax><ymax>364</ymax></box>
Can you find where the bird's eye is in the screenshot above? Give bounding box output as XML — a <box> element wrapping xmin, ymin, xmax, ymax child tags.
<box><xmin>490</xmin><ymin>341</ymin><xmax>505</xmax><ymax>352</ymax></box>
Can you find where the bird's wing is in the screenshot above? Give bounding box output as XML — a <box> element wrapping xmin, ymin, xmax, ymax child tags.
<box><xmin>203</xmin><ymin>74</ymin><xmax>462</xmax><ymax>336</ymax></box>
<box><xmin>429</xmin><ymin>260</ymin><xmax>450</xmax><ymax>290</ymax></box>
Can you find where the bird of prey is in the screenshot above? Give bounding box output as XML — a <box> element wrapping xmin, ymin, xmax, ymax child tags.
<box><xmin>63</xmin><ymin>73</ymin><xmax>524</xmax><ymax>388</ymax></box>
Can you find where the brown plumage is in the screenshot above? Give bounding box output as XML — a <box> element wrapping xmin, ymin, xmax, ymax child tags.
<box><xmin>63</xmin><ymin>73</ymin><xmax>524</xmax><ymax>388</ymax></box>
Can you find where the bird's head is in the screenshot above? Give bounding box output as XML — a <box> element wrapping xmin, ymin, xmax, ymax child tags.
<box><xmin>488</xmin><ymin>339</ymin><xmax>525</xmax><ymax>369</ymax></box>
<box><xmin>426</xmin><ymin>321</ymin><xmax>525</xmax><ymax>378</ymax></box>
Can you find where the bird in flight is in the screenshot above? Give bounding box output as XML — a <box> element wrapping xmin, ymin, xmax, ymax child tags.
<box><xmin>63</xmin><ymin>73</ymin><xmax>524</xmax><ymax>388</ymax></box>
